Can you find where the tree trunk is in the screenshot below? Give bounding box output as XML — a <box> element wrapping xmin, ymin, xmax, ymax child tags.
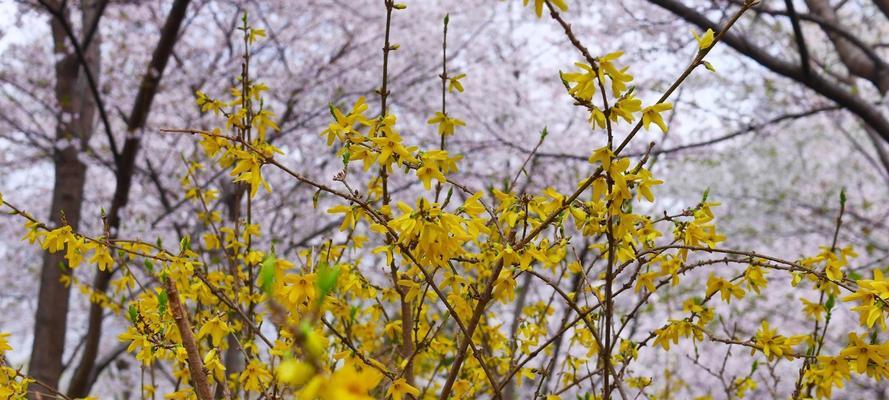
<box><xmin>29</xmin><ymin>0</ymin><xmax>102</xmax><ymax>395</ymax></box>
<box><xmin>66</xmin><ymin>1</ymin><xmax>191</xmax><ymax>397</ymax></box>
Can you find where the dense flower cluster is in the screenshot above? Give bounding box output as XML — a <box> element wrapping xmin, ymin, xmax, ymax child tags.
<box><xmin>1</xmin><ymin>1</ymin><xmax>887</xmax><ymax>399</ymax></box>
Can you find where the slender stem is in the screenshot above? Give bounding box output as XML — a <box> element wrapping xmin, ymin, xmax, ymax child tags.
<box><xmin>797</xmin><ymin>191</ymin><xmax>846</xmax><ymax>397</ymax></box>
<box><xmin>164</xmin><ymin>278</ymin><xmax>213</xmax><ymax>400</ymax></box>
<box><xmin>434</xmin><ymin>14</ymin><xmax>449</xmax><ymax>202</ymax></box>
<box><xmin>380</xmin><ymin>0</ymin><xmax>393</xmax><ymax>117</ymax></box>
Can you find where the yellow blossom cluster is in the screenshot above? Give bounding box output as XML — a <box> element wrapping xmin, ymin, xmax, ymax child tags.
<box><xmin>1</xmin><ymin>1</ymin><xmax>887</xmax><ymax>399</ymax></box>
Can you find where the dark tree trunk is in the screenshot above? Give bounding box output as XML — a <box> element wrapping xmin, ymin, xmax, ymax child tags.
<box><xmin>66</xmin><ymin>1</ymin><xmax>192</xmax><ymax>397</ymax></box>
<box><xmin>29</xmin><ymin>0</ymin><xmax>102</xmax><ymax>394</ymax></box>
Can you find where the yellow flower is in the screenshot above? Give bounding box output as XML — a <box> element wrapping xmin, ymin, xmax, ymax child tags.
<box><xmin>427</xmin><ymin>112</ymin><xmax>465</xmax><ymax>136</ymax></box>
<box><xmin>589</xmin><ymin>106</ymin><xmax>607</xmax><ymax>128</ymax></box>
<box><xmin>705</xmin><ymin>274</ymin><xmax>745</xmax><ymax>303</ymax></box>
<box><xmin>240</xmin><ymin>359</ymin><xmax>272</xmax><ymax>392</ymax></box>
<box><xmin>252</xmin><ymin>108</ymin><xmax>279</xmax><ymax>141</ymax></box>
<box><xmin>693</xmin><ymin>28</ymin><xmax>715</xmax><ymax>50</ymax></box>
<box><xmin>86</xmin><ymin>242</ymin><xmax>114</xmax><ymax>272</ymax></box>
<box><xmin>22</xmin><ymin>220</ymin><xmax>41</xmax><ymax>244</ymax></box>
<box><xmin>562</xmin><ymin>62</ymin><xmax>597</xmax><ymax>101</ymax></box>
<box><xmin>448</xmin><ymin>73</ymin><xmax>466</xmax><ymax>93</ymax></box>
<box><xmin>64</xmin><ymin>234</ymin><xmax>86</xmax><ymax>268</ymax></box>
<box><xmin>842</xmin><ymin>269</ymin><xmax>889</xmax><ymax>329</ymax></box>
<box><xmin>800</xmin><ymin>297</ymin><xmax>825</xmax><ymax>321</ymax></box>
<box><xmin>598</xmin><ymin>51</ymin><xmax>633</xmax><ymax>96</ymax></box>
<box><xmin>198</xmin><ymin>131</ymin><xmax>226</xmax><ymax>158</ymax></box>
<box><xmin>629</xmin><ymin>168</ymin><xmax>663</xmax><ymax>202</ymax></box>
<box><xmin>587</xmin><ymin>146</ymin><xmax>614</xmax><ymax>169</ymax></box>
<box><xmin>230</xmin><ymin>149</ymin><xmax>270</xmax><ymax>198</ymax></box>
<box><xmin>416</xmin><ymin>164</ymin><xmax>446</xmax><ymax>190</ymax></box>
<box><xmin>452</xmin><ymin>379</ymin><xmax>472</xmax><ymax>398</ymax></box>
<box><xmin>386</xmin><ymin>378</ymin><xmax>420</xmax><ymax>400</ymax></box>
<box><xmin>0</xmin><ymin>332</ymin><xmax>11</xmax><ymax>353</ymax></box>
<box><xmin>248</xmin><ymin>27</ymin><xmax>266</xmax><ymax>43</ymax></box>
<box><xmin>523</xmin><ymin>0</ymin><xmax>567</xmax><ymax>18</ymax></box>
<box><xmin>493</xmin><ymin>269</ymin><xmax>517</xmax><ymax>302</ymax></box>
<box><xmin>680</xmin><ymin>208</ymin><xmax>725</xmax><ymax>249</ymax></box>
<box><xmin>634</xmin><ymin>271</ymin><xmax>661</xmax><ymax>293</ymax></box>
<box><xmin>461</xmin><ymin>192</ymin><xmax>486</xmax><ymax>217</ymax></box>
<box><xmin>370</xmin><ymin>131</ymin><xmax>418</xmax><ymax>168</ymax></box>
<box><xmin>283</xmin><ymin>273</ymin><xmax>317</xmax><ymax>306</ymax></box>
<box><xmin>195</xmin><ymin>91</ymin><xmax>224</xmax><ymax>115</ymax></box>
<box><xmin>734</xmin><ymin>377</ymin><xmax>756</xmax><ymax>398</ymax></box>
<box><xmin>626</xmin><ymin>376</ymin><xmax>651</xmax><ymax>389</ymax></box>
<box><xmin>610</xmin><ymin>95</ymin><xmax>642</xmax><ymax>124</ymax></box>
<box><xmin>753</xmin><ymin>321</ymin><xmax>805</xmax><ymax>361</ymax></box>
<box><xmin>743</xmin><ymin>265</ymin><xmax>767</xmax><ymax>294</ymax></box>
<box><xmin>202</xmin><ymin>232</ymin><xmax>220</xmax><ymax>250</ymax></box>
<box><xmin>824</xmin><ymin>261</ymin><xmax>843</xmax><ymax>282</ymax></box>
<box><xmin>278</xmin><ymin>359</ymin><xmax>315</xmax><ymax>386</ymax></box>
<box><xmin>808</xmin><ymin>355</ymin><xmax>849</xmax><ymax>398</ymax></box>
<box><xmin>415</xmin><ymin>151</ymin><xmax>460</xmax><ymax>190</ymax></box>
<box><xmin>652</xmin><ymin>320</ymin><xmax>700</xmax><ymax>350</ymax></box>
<box><xmin>202</xmin><ymin>349</ymin><xmax>226</xmax><ymax>382</ymax></box>
<box><xmin>641</xmin><ymin>103</ymin><xmax>672</xmax><ymax>133</ymax></box>
<box><xmin>197</xmin><ymin>316</ymin><xmax>231</xmax><ymax>347</ymax></box>
<box><xmin>840</xmin><ymin>332</ymin><xmax>887</xmax><ymax>373</ymax></box>
<box><xmin>421</xmin><ymin>150</ymin><xmax>461</xmax><ymax>173</ymax></box>
<box><xmin>118</xmin><ymin>327</ymin><xmax>154</xmax><ymax>365</ymax></box>
<box><xmin>247</xmin><ymin>28</ymin><xmax>265</xmax><ymax>44</ymax></box>
<box><xmin>42</xmin><ymin>225</ymin><xmax>73</xmax><ymax>253</ymax></box>
<box><xmin>323</xmin><ymin>361</ymin><xmax>382</xmax><ymax>400</ymax></box>
<box><xmin>321</xmin><ymin>97</ymin><xmax>371</xmax><ymax>145</ymax></box>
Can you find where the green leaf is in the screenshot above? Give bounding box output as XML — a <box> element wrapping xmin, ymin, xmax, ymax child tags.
<box><xmin>825</xmin><ymin>294</ymin><xmax>836</xmax><ymax>310</ymax></box>
<box><xmin>128</xmin><ymin>304</ymin><xmax>138</xmax><ymax>322</ymax></box>
<box><xmin>299</xmin><ymin>321</ymin><xmax>313</xmax><ymax>337</ymax></box>
<box><xmin>179</xmin><ymin>235</ymin><xmax>191</xmax><ymax>252</ymax></box>
<box><xmin>144</xmin><ymin>260</ymin><xmax>154</xmax><ymax>273</ymax></box>
<box><xmin>157</xmin><ymin>290</ymin><xmax>169</xmax><ymax>315</ymax></box>
<box><xmin>260</xmin><ymin>255</ymin><xmax>277</xmax><ymax>295</ymax></box>
<box><xmin>702</xmin><ymin>60</ymin><xmax>716</xmax><ymax>72</ymax></box>
<box><xmin>312</xmin><ymin>189</ymin><xmax>322</xmax><ymax>209</ymax></box>
<box><xmin>315</xmin><ymin>262</ymin><xmax>341</xmax><ymax>300</ymax></box>
<box><xmin>349</xmin><ymin>306</ymin><xmax>359</xmax><ymax>323</ymax></box>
